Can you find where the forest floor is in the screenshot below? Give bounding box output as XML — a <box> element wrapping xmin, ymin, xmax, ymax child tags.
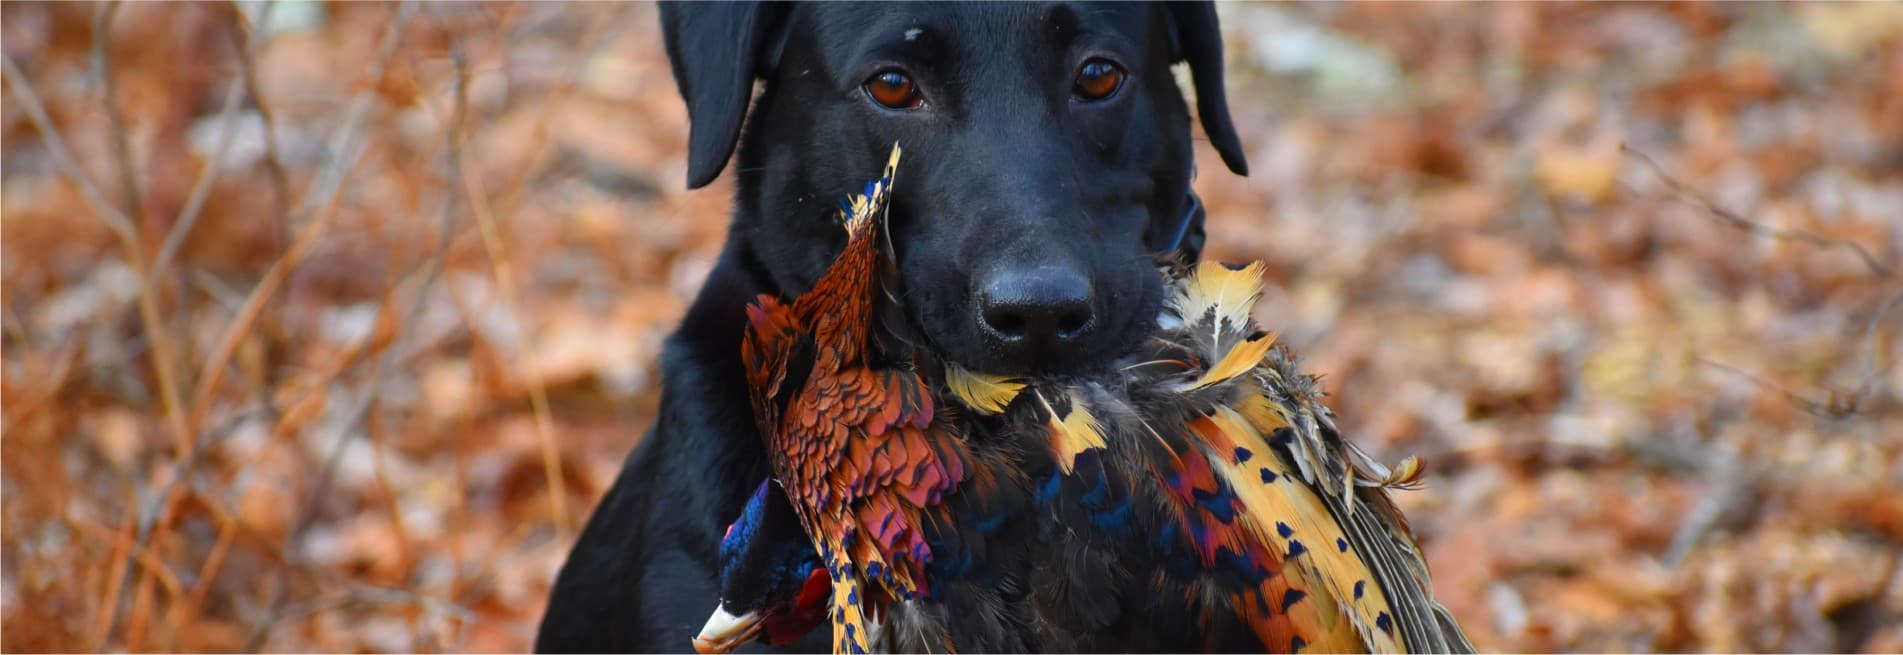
<box><xmin>4</xmin><ymin>2</ymin><xmax>1901</xmax><ymax>652</ymax></box>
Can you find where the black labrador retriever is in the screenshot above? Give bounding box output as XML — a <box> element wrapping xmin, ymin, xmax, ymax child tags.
<box><xmin>537</xmin><ymin>2</ymin><xmax>1246</xmax><ymax>651</ymax></box>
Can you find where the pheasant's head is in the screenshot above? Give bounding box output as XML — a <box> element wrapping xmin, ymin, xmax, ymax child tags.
<box><xmin>693</xmin><ymin>481</ymin><xmax>830</xmax><ymax>653</ymax></box>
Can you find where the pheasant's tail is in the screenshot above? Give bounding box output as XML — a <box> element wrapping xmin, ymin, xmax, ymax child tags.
<box><xmin>824</xmin><ymin>554</ymin><xmax>877</xmax><ymax>655</ymax></box>
<box><xmin>840</xmin><ymin>144</ymin><xmax>902</xmax><ymax>238</ymax></box>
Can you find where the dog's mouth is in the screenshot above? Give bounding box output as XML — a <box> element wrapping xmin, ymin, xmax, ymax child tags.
<box><xmin>880</xmin><ymin>290</ymin><xmax>1150</xmax><ymax>379</ymax></box>
<box><xmin>866</xmin><ymin>219</ymin><xmax>1173</xmax><ymax>379</ymax></box>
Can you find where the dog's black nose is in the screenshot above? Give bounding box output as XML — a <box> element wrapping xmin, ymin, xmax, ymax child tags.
<box><xmin>977</xmin><ymin>267</ymin><xmax>1096</xmax><ymax>348</ymax></box>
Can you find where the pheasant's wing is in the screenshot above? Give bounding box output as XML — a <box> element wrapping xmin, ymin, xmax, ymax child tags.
<box><xmin>742</xmin><ymin>295</ymin><xmax>814</xmax><ymax>435</ymax></box>
<box><xmin>1024</xmin><ymin>382</ymin><xmax>1332</xmax><ymax>652</ymax></box>
<box><xmin>841</xmin><ymin>369</ymin><xmax>969</xmax><ymax>598</ymax></box>
<box><xmin>1179</xmin><ymin>262</ymin><xmax>1473</xmax><ymax>654</ymax></box>
<box><xmin>1179</xmin><ymin>401</ymin><xmax>1401</xmax><ymax>653</ymax></box>
<box><xmin>780</xmin><ymin>361</ymin><xmax>970</xmax><ymax>598</ymax></box>
<box><xmin>1240</xmin><ymin>354</ymin><xmax>1476</xmax><ymax>654</ymax></box>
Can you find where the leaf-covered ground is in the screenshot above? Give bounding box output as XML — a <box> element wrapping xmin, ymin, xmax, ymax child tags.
<box><xmin>3</xmin><ymin>3</ymin><xmax>1899</xmax><ymax>652</ymax></box>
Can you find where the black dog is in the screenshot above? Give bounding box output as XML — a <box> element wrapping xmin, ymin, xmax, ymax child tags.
<box><xmin>537</xmin><ymin>2</ymin><xmax>1246</xmax><ymax>651</ymax></box>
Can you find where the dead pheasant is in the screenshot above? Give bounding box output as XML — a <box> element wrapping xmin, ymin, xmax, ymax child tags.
<box><xmin>726</xmin><ymin>143</ymin><xmax>1472</xmax><ymax>653</ymax></box>
<box><xmin>738</xmin><ymin>144</ymin><xmax>1022</xmax><ymax>654</ymax></box>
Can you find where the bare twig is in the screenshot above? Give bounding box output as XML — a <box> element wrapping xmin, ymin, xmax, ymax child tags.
<box><xmin>186</xmin><ymin>0</ymin><xmax>414</xmax><ymax>436</ymax></box>
<box><xmin>100</xmin><ymin>403</ymin><xmax>274</xmax><ymax>647</ymax></box>
<box><xmin>302</xmin><ymin>36</ymin><xmax>467</xmax><ymax>529</ymax></box>
<box><xmin>228</xmin><ymin>0</ymin><xmax>294</xmax><ymax>229</ymax></box>
<box><xmin>1624</xmin><ymin>430</ymin><xmax>1768</xmax><ymax>569</ymax></box>
<box><xmin>1661</xmin><ymin>447</ymin><xmax>1756</xmax><ymax>567</ymax></box>
<box><xmin>246</xmin><ymin>19</ymin><xmax>465</xmax><ymax>647</ymax></box>
<box><xmin>153</xmin><ymin>72</ymin><xmax>249</xmax><ymax>277</ymax></box>
<box><xmin>1695</xmin><ymin>285</ymin><xmax>1903</xmax><ymax>422</ymax></box>
<box><xmin>4</xmin><ymin>55</ymin><xmax>186</xmax><ymax>446</ymax></box>
<box><xmin>1696</xmin><ymin>357</ymin><xmax>1854</xmax><ymax>420</ymax></box>
<box><xmin>89</xmin><ymin>489</ymin><xmax>138</xmax><ymax>651</ymax></box>
<box><xmin>336</xmin><ymin>26</ymin><xmax>469</xmax><ymax>578</ymax></box>
<box><xmin>456</xmin><ymin>5</ymin><xmax>627</xmax><ymax>538</ymax></box>
<box><xmin>1</xmin><ymin>53</ymin><xmax>139</xmax><ymax>249</ymax></box>
<box><xmin>106</xmin><ymin>2</ymin><xmax>413</xmax><ymax>648</ymax></box>
<box><xmin>486</xmin><ymin>3</ymin><xmax>626</xmax><ymax>230</ymax></box>
<box><xmin>463</xmin><ymin>118</ymin><xmax>574</xmax><ymax>534</ymax></box>
<box><xmin>297</xmin><ymin>1</ymin><xmax>418</xmax><ymax>216</ymax></box>
<box><xmin>225</xmin><ymin>0</ymin><xmax>297</xmax><ymax>447</ymax></box>
<box><xmin>1848</xmin><ymin>288</ymin><xmax>1903</xmax><ymax>409</ymax></box>
<box><xmin>172</xmin><ymin>510</ymin><xmax>238</xmax><ymax>640</ymax></box>
<box><xmin>92</xmin><ymin>0</ymin><xmax>144</xmax><ymax>226</ymax></box>
<box><xmin>154</xmin><ymin>1</ymin><xmax>274</xmax><ymax>280</ymax></box>
<box><xmin>1624</xmin><ymin>144</ymin><xmax>1896</xmax><ymax>278</ymax></box>
<box><xmin>10</xmin><ymin>40</ymin><xmax>196</xmax><ymax>650</ymax></box>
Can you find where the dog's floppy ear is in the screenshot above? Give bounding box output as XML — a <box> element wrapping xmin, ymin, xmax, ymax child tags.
<box><xmin>1164</xmin><ymin>2</ymin><xmax>1248</xmax><ymax>176</ymax></box>
<box><xmin>659</xmin><ymin>1</ymin><xmax>789</xmax><ymax>189</ymax></box>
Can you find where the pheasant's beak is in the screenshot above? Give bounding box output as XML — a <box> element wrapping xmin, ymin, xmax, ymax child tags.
<box><xmin>692</xmin><ymin>605</ymin><xmax>763</xmax><ymax>654</ymax></box>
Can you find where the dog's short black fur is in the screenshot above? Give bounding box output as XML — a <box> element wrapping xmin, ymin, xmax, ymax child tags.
<box><xmin>537</xmin><ymin>3</ymin><xmax>1245</xmax><ymax>651</ymax></box>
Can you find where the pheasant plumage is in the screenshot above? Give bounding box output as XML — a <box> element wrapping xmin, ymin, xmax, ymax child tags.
<box><xmin>740</xmin><ymin>145</ymin><xmax>1007</xmax><ymax>654</ymax></box>
<box><xmin>728</xmin><ymin>144</ymin><xmax>1471</xmax><ymax>653</ymax></box>
<box><xmin>971</xmin><ymin>259</ymin><xmax>1472</xmax><ymax>653</ymax></box>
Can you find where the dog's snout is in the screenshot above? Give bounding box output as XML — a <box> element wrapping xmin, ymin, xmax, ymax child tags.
<box><xmin>976</xmin><ymin>267</ymin><xmax>1096</xmax><ymax>349</ymax></box>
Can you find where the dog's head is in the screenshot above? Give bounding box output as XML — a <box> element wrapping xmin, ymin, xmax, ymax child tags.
<box><xmin>662</xmin><ymin>1</ymin><xmax>1246</xmax><ymax>375</ymax></box>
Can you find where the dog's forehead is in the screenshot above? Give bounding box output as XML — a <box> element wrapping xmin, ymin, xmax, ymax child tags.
<box><xmin>802</xmin><ymin>2</ymin><xmax>1153</xmax><ymax>69</ymax></box>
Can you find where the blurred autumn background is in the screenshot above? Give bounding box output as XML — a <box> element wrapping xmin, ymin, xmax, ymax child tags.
<box><xmin>4</xmin><ymin>1</ymin><xmax>1901</xmax><ymax>652</ymax></box>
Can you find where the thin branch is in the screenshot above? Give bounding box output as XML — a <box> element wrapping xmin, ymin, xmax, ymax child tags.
<box><xmin>152</xmin><ymin>72</ymin><xmax>248</xmax><ymax>277</ymax></box>
<box><xmin>171</xmin><ymin>508</ymin><xmax>238</xmax><ymax>639</ymax></box>
<box><xmin>459</xmin><ymin>86</ymin><xmax>574</xmax><ymax>536</ymax></box>
<box><xmin>1624</xmin><ymin>143</ymin><xmax>1896</xmax><ymax>278</ymax></box>
<box><xmin>154</xmin><ymin>0</ymin><xmax>275</xmax><ymax>365</ymax></box>
<box><xmin>186</xmin><ymin>0</ymin><xmax>413</xmax><ymax>437</ymax></box>
<box><xmin>228</xmin><ymin>0</ymin><xmax>293</xmax><ymax>228</ymax></box>
<box><xmin>92</xmin><ymin>0</ymin><xmax>145</xmax><ymax>227</ymax></box>
<box><xmin>296</xmin><ymin>0</ymin><xmax>417</xmax><ymax>216</ymax></box>
<box><xmin>302</xmin><ymin>39</ymin><xmax>468</xmax><ymax>535</ymax></box>
<box><xmin>89</xmin><ymin>489</ymin><xmax>138</xmax><ymax>651</ymax></box>
<box><xmin>486</xmin><ymin>3</ymin><xmax>626</xmax><ymax>229</ymax></box>
<box><xmin>1697</xmin><ymin>357</ymin><xmax>1850</xmax><ymax>420</ymax></box>
<box><xmin>303</xmin><ymin>31</ymin><xmax>470</xmax><ymax>564</ymax></box>
<box><xmin>1661</xmin><ymin>447</ymin><xmax>1756</xmax><ymax>567</ymax></box>
<box><xmin>247</xmin><ymin>17</ymin><xmax>466</xmax><ymax>646</ymax></box>
<box><xmin>222</xmin><ymin>0</ymin><xmax>295</xmax><ymax>456</ymax></box>
<box><xmin>1695</xmin><ymin>285</ymin><xmax>1902</xmax><ymax>422</ymax></box>
<box><xmin>456</xmin><ymin>4</ymin><xmax>628</xmax><ymax>537</ymax></box>
<box><xmin>1849</xmin><ymin>288</ymin><xmax>1903</xmax><ymax>408</ymax></box>
<box><xmin>12</xmin><ymin>33</ymin><xmax>197</xmax><ymax>649</ymax></box>
<box><xmin>107</xmin><ymin>2</ymin><xmax>414</xmax><ymax>648</ymax></box>
<box><xmin>1</xmin><ymin>53</ymin><xmax>139</xmax><ymax>243</ymax></box>
<box><xmin>5</xmin><ymin>55</ymin><xmax>188</xmax><ymax>447</ymax></box>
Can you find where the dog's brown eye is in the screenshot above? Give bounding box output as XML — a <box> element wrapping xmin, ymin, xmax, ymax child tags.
<box><xmin>1072</xmin><ymin>59</ymin><xmax>1125</xmax><ymax>102</ymax></box>
<box><xmin>865</xmin><ymin>71</ymin><xmax>923</xmax><ymax>109</ymax></box>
